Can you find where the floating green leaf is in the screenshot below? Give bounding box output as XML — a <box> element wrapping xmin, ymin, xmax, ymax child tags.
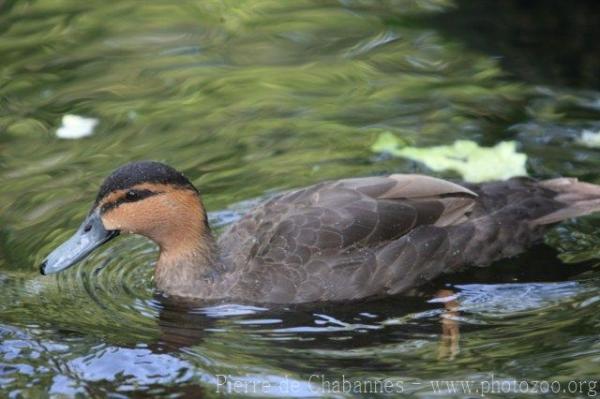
<box><xmin>372</xmin><ymin>132</ymin><xmax>528</xmax><ymax>182</ymax></box>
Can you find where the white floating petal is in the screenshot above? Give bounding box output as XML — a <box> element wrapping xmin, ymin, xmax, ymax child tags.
<box><xmin>56</xmin><ymin>114</ymin><xmax>98</xmax><ymax>139</ymax></box>
<box><xmin>577</xmin><ymin>129</ymin><xmax>600</xmax><ymax>148</ymax></box>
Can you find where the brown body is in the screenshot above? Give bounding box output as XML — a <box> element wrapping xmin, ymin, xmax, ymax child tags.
<box><xmin>203</xmin><ymin>175</ymin><xmax>599</xmax><ymax>303</ymax></box>
<box><xmin>40</xmin><ymin>162</ymin><xmax>600</xmax><ymax>304</ymax></box>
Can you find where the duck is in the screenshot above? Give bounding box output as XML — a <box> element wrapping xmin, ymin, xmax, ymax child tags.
<box><xmin>40</xmin><ymin>161</ymin><xmax>600</xmax><ymax>304</ymax></box>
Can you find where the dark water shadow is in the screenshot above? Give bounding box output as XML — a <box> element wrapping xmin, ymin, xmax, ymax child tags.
<box><xmin>430</xmin><ymin>0</ymin><xmax>600</xmax><ymax>89</ymax></box>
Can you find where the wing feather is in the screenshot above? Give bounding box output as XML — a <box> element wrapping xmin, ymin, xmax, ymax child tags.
<box><xmin>221</xmin><ymin>174</ymin><xmax>480</xmax><ymax>302</ymax></box>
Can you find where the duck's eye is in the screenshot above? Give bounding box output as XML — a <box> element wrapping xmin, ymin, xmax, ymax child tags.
<box><xmin>125</xmin><ymin>190</ymin><xmax>139</xmax><ymax>200</ymax></box>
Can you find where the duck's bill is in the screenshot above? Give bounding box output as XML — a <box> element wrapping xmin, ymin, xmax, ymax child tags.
<box><xmin>40</xmin><ymin>210</ymin><xmax>119</xmax><ymax>275</ymax></box>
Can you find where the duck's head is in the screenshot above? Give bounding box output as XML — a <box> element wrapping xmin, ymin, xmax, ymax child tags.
<box><xmin>40</xmin><ymin>161</ymin><xmax>210</xmax><ymax>275</ymax></box>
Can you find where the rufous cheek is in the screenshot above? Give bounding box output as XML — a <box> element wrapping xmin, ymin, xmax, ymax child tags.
<box><xmin>100</xmin><ymin>206</ymin><xmax>142</xmax><ymax>233</ymax></box>
<box><xmin>100</xmin><ymin>210</ymin><xmax>123</xmax><ymax>231</ymax></box>
<box><xmin>100</xmin><ymin>199</ymin><xmax>165</xmax><ymax>236</ymax></box>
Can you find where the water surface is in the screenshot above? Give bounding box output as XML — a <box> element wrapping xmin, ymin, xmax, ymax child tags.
<box><xmin>2</xmin><ymin>0</ymin><xmax>600</xmax><ymax>397</ymax></box>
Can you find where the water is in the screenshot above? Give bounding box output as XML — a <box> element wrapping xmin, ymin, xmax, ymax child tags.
<box><xmin>2</xmin><ymin>0</ymin><xmax>600</xmax><ymax>397</ymax></box>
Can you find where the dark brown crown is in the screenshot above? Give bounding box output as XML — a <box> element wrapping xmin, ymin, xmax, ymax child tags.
<box><xmin>95</xmin><ymin>161</ymin><xmax>197</xmax><ymax>205</ymax></box>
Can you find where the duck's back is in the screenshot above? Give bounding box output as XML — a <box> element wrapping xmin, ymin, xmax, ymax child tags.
<box><xmin>217</xmin><ymin>174</ymin><xmax>600</xmax><ymax>303</ymax></box>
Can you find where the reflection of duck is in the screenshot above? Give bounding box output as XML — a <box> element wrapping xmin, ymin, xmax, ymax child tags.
<box><xmin>436</xmin><ymin>289</ymin><xmax>460</xmax><ymax>360</ymax></box>
<box><xmin>40</xmin><ymin>161</ymin><xmax>600</xmax><ymax>303</ymax></box>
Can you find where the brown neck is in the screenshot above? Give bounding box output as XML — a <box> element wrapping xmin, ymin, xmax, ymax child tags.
<box><xmin>151</xmin><ymin>191</ymin><xmax>221</xmax><ymax>297</ymax></box>
<box><xmin>155</xmin><ymin>229</ymin><xmax>220</xmax><ymax>297</ymax></box>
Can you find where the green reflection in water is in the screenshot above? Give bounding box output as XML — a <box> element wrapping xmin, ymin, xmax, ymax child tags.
<box><xmin>1</xmin><ymin>0</ymin><xmax>600</xmax><ymax>397</ymax></box>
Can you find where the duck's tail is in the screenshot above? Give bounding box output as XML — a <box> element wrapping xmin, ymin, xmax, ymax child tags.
<box><xmin>532</xmin><ymin>178</ymin><xmax>600</xmax><ymax>225</ymax></box>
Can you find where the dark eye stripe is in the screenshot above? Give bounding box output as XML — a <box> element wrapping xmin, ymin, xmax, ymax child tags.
<box><xmin>101</xmin><ymin>189</ymin><xmax>161</xmax><ymax>213</ymax></box>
